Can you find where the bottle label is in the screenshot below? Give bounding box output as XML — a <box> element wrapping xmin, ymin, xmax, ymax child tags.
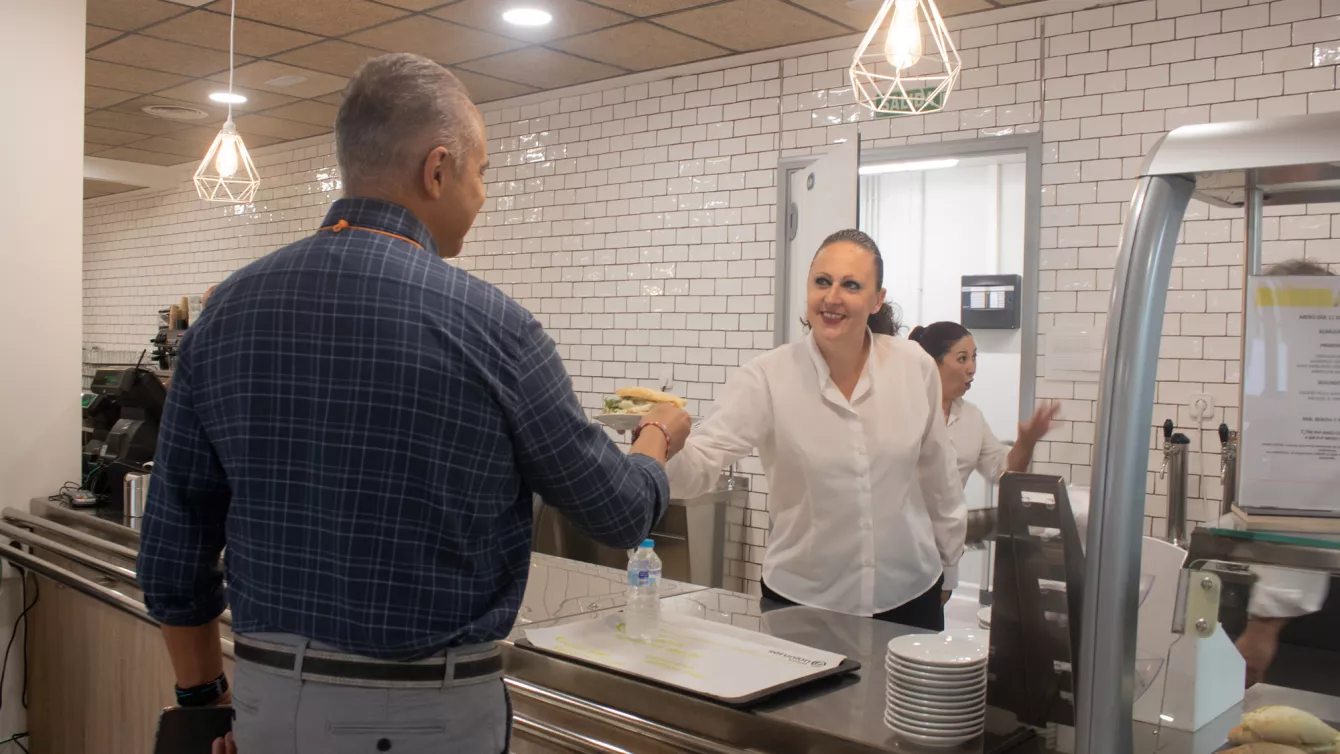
<box><xmin>628</xmin><ymin>569</ymin><xmax>651</xmax><ymax>587</ymax></box>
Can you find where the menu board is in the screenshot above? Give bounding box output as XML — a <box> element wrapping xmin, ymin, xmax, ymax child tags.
<box><xmin>1240</xmin><ymin>276</ymin><xmax>1340</xmax><ymax>514</ymax></box>
<box><xmin>524</xmin><ymin>611</ymin><xmax>848</xmax><ymax>702</ymax></box>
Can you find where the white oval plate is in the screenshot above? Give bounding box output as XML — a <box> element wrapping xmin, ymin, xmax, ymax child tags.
<box><xmin>885</xmin><ymin>713</ymin><xmax>985</xmax><ymax>733</ymax></box>
<box><xmin>886</xmin><ymin>690</ymin><xmax>986</xmax><ymax>712</ymax></box>
<box><xmin>887</xmin><ymin>629</ymin><xmax>989</xmax><ymax>667</ymax></box>
<box><xmin>884</xmin><ymin>718</ymin><xmax>983</xmax><ymax>747</ymax></box>
<box><xmin>888</xmin><ymin>684</ymin><xmax>987</xmax><ymax>705</ymax></box>
<box><xmin>886</xmin><ymin>700</ymin><xmax>984</xmax><ymax>725</ymax></box>
<box><xmin>595</xmin><ymin>413</ymin><xmax>642</xmax><ymax>432</ymax></box>
<box><xmin>886</xmin><ymin>657</ymin><xmax>987</xmax><ymax>679</ymax></box>
<box><xmin>888</xmin><ymin>672</ymin><xmax>988</xmax><ymax>691</ymax></box>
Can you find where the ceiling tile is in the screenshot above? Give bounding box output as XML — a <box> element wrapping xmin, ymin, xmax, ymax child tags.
<box><xmin>782</xmin><ymin>0</ymin><xmax>876</xmax><ymax>29</ymax></box>
<box><xmin>210</xmin><ymin>61</ymin><xmax>347</xmax><ymax>98</ymax></box>
<box><xmin>86</xmin><ymin>59</ymin><xmax>192</xmax><ymax>93</ymax></box>
<box><xmin>231</xmin><ymin>0</ymin><xmax>409</xmax><ymax>37</ymax></box>
<box><xmin>88</xmin><ymin>34</ymin><xmax>247</xmax><ymax>78</ymax></box>
<box><xmin>85</xmin><ymin>109</ymin><xmax>194</xmax><ymax>136</ymax></box>
<box><xmin>160</xmin><ymin>125</ymin><xmax>284</xmax><ymax>151</ymax></box>
<box><xmin>141</xmin><ymin>10</ymin><xmax>321</xmax><ymax>57</ymax></box>
<box><xmin>549</xmin><ymin>21</ymin><xmax>726</xmax><ymax>71</ymax></box>
<box><xmin>232</xmin><ymin>114</ymin><xmax>330</xmax><ymax>140</ymax></box>
<box><xmin>90</xmin><ymin>146</ymin><xmax>191</xmax><ymax>166</ymax></box>
<box><xmin>583</xmin><ymin>0</ymin><xmax>719</xmax><ymax>16</ymax></box>
<box><xmin>84</xmin><ymin>179</ymin><xmax>141</xmax><ymax>199</ymax></box>
<box><xmin>373</xmin><ymin>0</ymin><xmax>455</xmax><ymax>9</ymax></box>
<box><xmin>155</xmin><ymin>79</ymin><xmax>302</xmax><ymax>112</ymax></box>
<box><xmin>87</xmin><ymin>25</ymin><xmax>123</xmax><ymax>49</ymax></box>
<box><xmin>448</xmin><ymin>68</ymin><xmax>538</xmax><ymax>103</ymax></box>
<box><xmin>86</xmin><ymin>85</ymin><xmax>141</xmax><ymax>109</ymax></box>
<box><xmin>125</xmin><ymin>134</ymin><xmax>215</xmax><ymax>158</ymax></box>
<box><xmin>459</xmin><ymin>47</ymin><xmax>623</xmax><ymax>90</ymax></box>
<box><xmin>656</xmin><ymin>0</ymin><xmax>850</xmax><ymax>52</ymax></box>
<box><xmin>431</xmin><ymin>0</ymin><xmax>631</xmax><ymax>43</ymax></box>
<box><xmin>347</xmin><ymin>17</ymin><xmax>525</xmax><ymax>66</ymax></box>
<box><xmin>938</xmin><ymin>0</ymin><xmax>995</xmax><ymax>11</ymax></box>
<box><xmin>271</xmin><ymin>40</ymin><xmax>384</xmax><ymax>78</ymax></box>
<box><xmin>261</xmin><ymin>100</ymin><xmax>340</xmax><ymax>128</ymax></box>
<box><xmin>85</xmin><ymin>125</ymin><xmax>147</xmax><ymax>147</ymax></box>
<box><xmin>86</xmin><ymin>0</ymin><xmax>184</xmax><ymax>31</ymax></box>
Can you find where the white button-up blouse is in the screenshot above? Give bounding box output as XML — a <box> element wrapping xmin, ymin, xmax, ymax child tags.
<box><xmin>666</xmin><ymin>333</ymin><xmax>967</xmax><ymax>616</ymax></box>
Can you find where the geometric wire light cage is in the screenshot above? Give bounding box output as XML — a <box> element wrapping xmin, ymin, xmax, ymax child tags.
<box><xmin>849</xmin><ymin>0</ymin><xmax>962</xmax><ymax>116</ymax></box>
<box><xmin>193</xmin><ymin>120</ymin><xmax>260</xmax><ymax>203</ymax></box>
<box><xmin>193</xmin><ymin>0</ymin><xmax>260</xmax><ymax>203</ymax></box>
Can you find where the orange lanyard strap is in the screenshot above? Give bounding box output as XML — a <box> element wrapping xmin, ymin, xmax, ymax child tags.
<box><xmin>318</xmin><ymin>218</ymin><xmax>424</xmax><ymax>249</ymax></box>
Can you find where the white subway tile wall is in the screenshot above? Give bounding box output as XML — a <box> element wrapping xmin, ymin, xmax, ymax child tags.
<box><xmin>84</xmin><ymin>0</ymin><xmax>1340</xmax><ymax>595</ymax></box>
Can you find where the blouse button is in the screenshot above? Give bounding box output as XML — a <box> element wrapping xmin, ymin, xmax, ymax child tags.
<box><xmin>860</xmin><ymin>520</ymin><xmax>872</xmax><ymax>530</ymax></box>
<box><xmin>862</xmin><ymin>558</ymin><xmax>875</xmax><ymax>568</ymax></box>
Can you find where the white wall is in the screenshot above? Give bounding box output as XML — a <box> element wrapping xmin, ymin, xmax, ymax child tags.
<box><xmin>2</xmin><ymin>0</ymin><xmax>86</xmax><ymax>743</ymax></box>
<box><xmin>82</xmin><ymin>0</ymin><xmax>1340</xmax><ymax>595</ymax></box>
<box><xmin>863</xmin><ymin>159</ymin><xmax>1027</xmax><ymax>591</ymax></box>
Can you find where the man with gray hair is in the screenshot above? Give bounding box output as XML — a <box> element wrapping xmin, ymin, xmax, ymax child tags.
<box><xmin>139</xmin><ymin>52</ymin><xmax>690</xmax><ymax>751</ymax></box>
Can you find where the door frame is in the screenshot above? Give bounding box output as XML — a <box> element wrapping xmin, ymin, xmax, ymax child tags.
<box><xmin>773</xmin><ymin>133</ymin><xmax>1044</xmax><ymax>426</ymax></box>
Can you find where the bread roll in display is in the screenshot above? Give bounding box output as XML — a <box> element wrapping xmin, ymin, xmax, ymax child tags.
<box><xmin>1228</xmin><ymin>706</ymin><xmax>1339</xmax><ymax>753</ymax></box>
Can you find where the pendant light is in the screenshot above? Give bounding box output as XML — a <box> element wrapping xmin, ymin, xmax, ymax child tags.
<box><xmin>850</xmin><ymin>0</ymin><xmax>961</xmax><ymax>116</ymax></box>
<box><xmin>194</xmin><ymin>0</ymin><xmax>260</xmax><ymax>203</ymax></box>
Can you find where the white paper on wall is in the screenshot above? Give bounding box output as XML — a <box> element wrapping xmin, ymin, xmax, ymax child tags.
<box><xmin>1046</xmin><ymin>324</ymin><xmax>1103</xmax><ymax>383</ymax></box>
<box><xmin>1240</xmin><ymin>276</ymin><xmax>1340</xmax><ymax>515</ymax></box>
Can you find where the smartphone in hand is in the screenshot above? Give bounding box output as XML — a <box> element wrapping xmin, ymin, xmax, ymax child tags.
<box><xmin>154</xmin><ymin>706</ymin><xmax>234</xmax><ymax>754</ymax></box>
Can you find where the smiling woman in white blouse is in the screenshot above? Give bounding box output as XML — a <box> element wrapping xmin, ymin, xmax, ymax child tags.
<box><xmin>666</xmin><ymin>229</ymin><xmax>966</xmax><ymax>632</ymax></box>
<box><xmin>907</xmin><ymin>322</ymin><xmax>1059</xmax><ymax>488</ymax></box>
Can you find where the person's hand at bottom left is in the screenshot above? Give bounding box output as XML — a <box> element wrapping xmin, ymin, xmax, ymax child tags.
<box><xmin>212</xmin><ymin>732</ymin><xmax>236</xmax><ymax>754</ymax></box>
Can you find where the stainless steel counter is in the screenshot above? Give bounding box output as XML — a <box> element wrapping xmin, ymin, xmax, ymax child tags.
<box><xmin>13</xmin><ymin>497</ymin><xmax>1340</xmax><ymax>754</ymax></box>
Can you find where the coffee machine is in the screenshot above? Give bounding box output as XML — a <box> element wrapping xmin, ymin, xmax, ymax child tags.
<box><xmin>82</xmin><ymin>367</ymin><xmax>167</xmax><ymax>507</ymax></box>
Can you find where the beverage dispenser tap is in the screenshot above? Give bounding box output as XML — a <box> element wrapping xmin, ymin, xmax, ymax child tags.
<box><xmin>1159</xmin><ymin>419</ymin><xmax>1192</xmax><ymax>548</ymax></box>
<box><xmin>1218</xmin><ymin>423</ymin><xmax>1238</xmax><ymax>516</ymax></box>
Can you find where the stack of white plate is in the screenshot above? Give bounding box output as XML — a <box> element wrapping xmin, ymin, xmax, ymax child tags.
<box><xmin>885</xmin><ymin>629</ymin><xmax>989</xmax><ymax>747</ymax></box>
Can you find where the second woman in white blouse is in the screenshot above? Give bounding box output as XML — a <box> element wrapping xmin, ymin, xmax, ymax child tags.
<box><xmin>907</xmin><ymin>321</ymin><xmax>1059</xmax><ymax>487</ymax></box>
<box><xmin>667</xmin><ymin>229</ymin><xmax>965</xmax><ymax>631</ymax></box>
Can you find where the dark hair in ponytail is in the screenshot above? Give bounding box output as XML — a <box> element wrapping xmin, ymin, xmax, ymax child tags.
<box><xmin>868</xmin><ymin>302</ymin><xmax>902</xmax><ymax>335</ymax></box>
<box><xmin>801</xmin><ymin>229</ymin><xmax>903</xmax><ymax>334</ymax></box>
<box><xmin>908</xmin><ymin>321</ymin><xmax>972</xmax><ymax>363</ymax></box>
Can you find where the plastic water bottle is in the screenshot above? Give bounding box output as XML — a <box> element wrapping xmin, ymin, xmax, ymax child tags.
<box><xmin>624</xmin><ymin>539</ymin><xmax>662</xmax><ymax>641</ymax></box>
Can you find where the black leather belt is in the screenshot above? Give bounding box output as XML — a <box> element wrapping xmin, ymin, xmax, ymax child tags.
<box><xmin>234</xmin><ymin>641</ymin><xmax>502</xmax><ymax>685</ymax></box>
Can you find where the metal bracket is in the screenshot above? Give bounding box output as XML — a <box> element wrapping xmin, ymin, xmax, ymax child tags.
<box><xmin>1171</xmin><ymin>569</ymin><xmax>1221</xmax><ymax>638</ymax></box>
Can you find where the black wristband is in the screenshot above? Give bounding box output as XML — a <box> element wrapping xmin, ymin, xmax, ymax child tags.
<box><xmin>175</xmin><ymin>672</ymin><xmax>228</xmax><ymax>707</ymax></box>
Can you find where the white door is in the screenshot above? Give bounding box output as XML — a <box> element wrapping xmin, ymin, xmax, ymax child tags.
<box><xmin>784</xmin><ymin>140</ymin><xmax>859</xmax><ymax>344</ymax></box>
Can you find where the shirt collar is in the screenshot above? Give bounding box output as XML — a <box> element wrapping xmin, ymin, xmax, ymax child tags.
<box><xmin>804</xmin><ymin>330</ymin><xmax>876</xmax><ymax>409</ymax></box>
<box><xmin>947</xmin><ymin>397</ymin><xmax>964</xmax><ymax>427</ymax></box>
<box><xmin>321</xmin><ymin>197</ymin><xmax>438</xmax><ymax>255</ymax></box>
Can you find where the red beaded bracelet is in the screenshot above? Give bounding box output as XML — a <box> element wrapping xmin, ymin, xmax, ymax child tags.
<box><xmin>632</xmin><ymin>420</ymin><xmax>672</xmax><ymax>448</ymax></box>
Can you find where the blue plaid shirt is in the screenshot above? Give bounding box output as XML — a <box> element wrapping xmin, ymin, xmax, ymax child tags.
<box><xmin>138</xmin><ymin>198</ymin><xmax>669</xmax><ymax>660</ymax></box>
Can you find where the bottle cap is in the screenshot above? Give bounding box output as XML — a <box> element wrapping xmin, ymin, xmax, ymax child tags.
<box><xmin>641</xmin><ymin>539</ymin><xmax>654</xmax><ymax>549</ymax></box>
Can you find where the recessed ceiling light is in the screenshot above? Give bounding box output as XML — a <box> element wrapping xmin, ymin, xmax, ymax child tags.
<box><xmin>502</xmin><ymin>8</ymin><xmax>552</xmax><ymax>26</ymax></box>
<box><xmin>209</xmin><ymin>92</ymin><xmax>247</xmax><ymax>104</ymax></box>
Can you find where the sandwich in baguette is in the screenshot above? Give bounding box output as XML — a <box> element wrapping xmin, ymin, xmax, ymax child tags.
<box><xmin>1228</xmin><ymin>706</ymin><xmax>1340</xmax><ymax>753</ymax></box>
<box><xmin>602</xmin><ymin>387</ymin><xmax>687</xmax><ymax>415</ymax></box>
